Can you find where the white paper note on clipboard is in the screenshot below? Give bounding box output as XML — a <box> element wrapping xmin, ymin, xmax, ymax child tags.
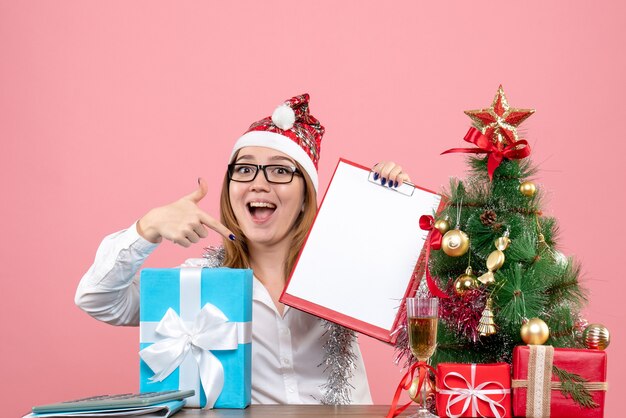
<box><xmin>280</xmin><ymin>158</ymin><xmax>443</xmax><ymax>343</ymax></box>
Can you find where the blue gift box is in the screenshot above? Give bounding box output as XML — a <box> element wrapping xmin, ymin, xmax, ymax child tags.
<box><xmin>139</xmin><ymin>267</ymin><xmax>252</xmax><ymax>409</ymax></box>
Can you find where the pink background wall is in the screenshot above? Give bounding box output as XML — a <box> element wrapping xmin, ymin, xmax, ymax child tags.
<box><xmin>2</xmin><ymin>1</ymin><xmax>624</xmax><ymax>416</ymax></box>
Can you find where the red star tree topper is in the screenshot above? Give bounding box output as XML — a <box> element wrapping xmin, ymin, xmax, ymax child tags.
<box><xmin>464</xmin><ymin>85</ymin><xmax>535</xmax><ymax>148</ymax></box>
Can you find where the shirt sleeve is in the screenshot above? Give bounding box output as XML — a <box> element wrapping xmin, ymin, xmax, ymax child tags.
<box><xmin>74</xmin><ymin>222</ymin><xmax>159</xmax><ymax>326</ymax></box>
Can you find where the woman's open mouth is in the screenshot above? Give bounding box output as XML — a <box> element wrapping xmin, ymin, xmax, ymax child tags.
<box><xmin>247</xmin><ymin>201</ymin><xmax>277</xmax><ymax>223</ymax></box>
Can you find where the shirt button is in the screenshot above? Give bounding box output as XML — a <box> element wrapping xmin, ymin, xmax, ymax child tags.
<box><xmin>282</xmin><ymin>358</ymin><xmax>291</xmax><ymax>367</ymax></box>
<box><xmin>288</xmin><ymin>388</ymin><xmax>295</xmax><ymax>393</ymax></box>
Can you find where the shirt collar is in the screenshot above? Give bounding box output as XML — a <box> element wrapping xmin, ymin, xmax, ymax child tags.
<box><xmin>252</xmin><ymin>275</ymin><xmax>290</xmax><ymax>317</ymax></box>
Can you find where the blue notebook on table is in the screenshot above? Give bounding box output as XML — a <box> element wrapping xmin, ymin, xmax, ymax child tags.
<box><xmin>24</xmin><ymin>390</ymin><xmax>192</xmax><ymax>418</ymax></box>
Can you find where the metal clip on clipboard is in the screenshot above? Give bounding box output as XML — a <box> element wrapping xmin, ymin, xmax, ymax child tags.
<box><xmin>368</xmin><ymin>171</ymin><xmax>415</xmax><ymax>197</ymax></box>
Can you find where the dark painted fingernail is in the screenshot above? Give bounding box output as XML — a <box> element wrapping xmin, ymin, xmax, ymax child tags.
<box><xmin>197</xmin><ymin>177</ymin><xmax>201</xmax><ymax>185</ymax></box>
<box><xmin>388</xmin><ymin>180</ymin><xmax>394</xmax><ymax>188</ymax></box>
<box><xmin>394</xmin><ymin>181</ymin><xmax>399</xmax><ymax>188</ymax></box>
<box><xmin>373</xmin><ymin>172</ymin><xmax>379</xmax><ymax>180</ymax></box>
<box><xmin>229</xmin><ymin>234</ymin><xmax>236</xmax><ymax>241</ymax></box>
<box><xmin>381</xmin><ymin>177</ymin><xmax>387</xmax><ymax>186</ymax></box>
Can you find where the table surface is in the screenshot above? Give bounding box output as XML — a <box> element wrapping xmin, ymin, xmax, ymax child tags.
<box><xmin>177</xmin><ymin>405</ymin><xmax>417</xmax><ymax>417</ymax></box>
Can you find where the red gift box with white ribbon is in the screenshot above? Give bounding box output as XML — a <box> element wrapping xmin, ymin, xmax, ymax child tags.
<box><xmin>436</xmin><ymin>363</ymin><xmax>512</xmax><ymax>418</ymax></box>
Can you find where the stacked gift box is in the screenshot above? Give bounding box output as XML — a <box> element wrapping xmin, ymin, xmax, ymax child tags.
<box><xmin>431</xmin><ymin>346</ymin><xmax>608</xmax><ymax>418</ymax></box>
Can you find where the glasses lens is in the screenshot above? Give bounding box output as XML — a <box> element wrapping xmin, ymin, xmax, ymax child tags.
<box><xmin>265</xmin><ymin>165</ymin><xmax>295</xmax><ymax>183</ymax></box>
<box><xmin>230</xmin><ymin>164</ymin><xmax>258</xmax><ymax>181</ymax></box>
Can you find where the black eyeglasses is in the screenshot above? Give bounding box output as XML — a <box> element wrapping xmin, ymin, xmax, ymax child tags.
<box><xmin>227</xmin><ymin>163</ymin><xmax>301</xmax><ymax>184</ymax></box>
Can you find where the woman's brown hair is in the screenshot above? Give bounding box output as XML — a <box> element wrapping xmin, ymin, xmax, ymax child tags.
<box><xmin>219</xmin><ymin>159</ymin><xmax>317</xmax><ymax>281</ymax></box>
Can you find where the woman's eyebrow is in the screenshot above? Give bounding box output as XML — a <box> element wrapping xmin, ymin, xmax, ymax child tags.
<box><xmin>270</xmin><ymin>156</ymin><xmax>296</xmax><ymax>164</ymax></box>
<box><xmin>235</xmin><ymin>155</ymin><xmax>254</xmax><ymax>162</ymax></box>
<box><xmin>235</xmin><ymin>155</ymin><xmax>296</xmax><ymax>165</ymax></box>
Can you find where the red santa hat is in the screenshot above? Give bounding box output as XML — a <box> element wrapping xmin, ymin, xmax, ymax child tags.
<box><xmin>230</xmin><ymin>93</ymin><xmax>324</xmax><ymax>192</ymax></box>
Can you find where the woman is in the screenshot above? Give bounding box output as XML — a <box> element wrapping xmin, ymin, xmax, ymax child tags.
<box><xmin>75</xmin><ymin>94</ymin><xmax>410</xmax><ymax>405</ymax></box>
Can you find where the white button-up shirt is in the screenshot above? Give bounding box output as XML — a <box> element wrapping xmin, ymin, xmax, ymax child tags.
<box><xmin>75</xmin><ymin>224</ymin><xmax>372</xmax><ymax>405</ymax></box>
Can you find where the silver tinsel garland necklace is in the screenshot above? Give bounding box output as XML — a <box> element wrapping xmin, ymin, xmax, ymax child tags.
<box><xmin>202</xmin><ymin>246</ymin><xmax>357</xmax><ymax>405</ymax></box>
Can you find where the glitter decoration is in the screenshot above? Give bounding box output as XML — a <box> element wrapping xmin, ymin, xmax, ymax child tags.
<box><xmin>439</xmin><ymin>284</ymin><xmax>485</xmax><ymax>343</ymax></box>
<box><xmin>319</xmin><ymin>321</ymin><xmax>358</xmax><ymax>405</ymax></box>
<box><xmin>393</xmin><ymin>322</ymin><xmax>412</xmax><ymax>369</ymax></box>
<box><xmin>416</xmin><ymin>272</ymin><xmax>431</xmax><ymax>298</ymax></box>
<box><xmin>393</xmin><ymin>271</ymin><xmax>433</xmax><ymax>368</ymax></box>
<box><xmin>464</xmin><ymin>85</ymin><xmax>535</xmax><ymax>147</ymax></box>
<box><xmin>202</xmin><ymin>245</ymin><xmax>225</xmax><ymax>267</ymax></box>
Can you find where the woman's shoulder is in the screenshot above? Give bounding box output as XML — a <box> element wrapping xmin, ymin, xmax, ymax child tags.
<box><xmin>181</xmin><ymin>245</ymin><xmax>225</xmax><ymax>268</ymax></box>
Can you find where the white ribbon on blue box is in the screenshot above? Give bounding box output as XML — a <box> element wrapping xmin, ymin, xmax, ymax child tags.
<box><xmin>139</xmin><ymin>267</ymin><xmax>252</xmax><ymax>409</ymax></box>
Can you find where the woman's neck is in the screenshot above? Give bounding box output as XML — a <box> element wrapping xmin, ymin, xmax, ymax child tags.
<box><xmin>248</xmin><ymin>242</ymin><xmax>287</xmax><ymax>285</ymax></box>
<box><xmin>248</xmin><ymin>240</ymin><xmax>291</xmax><ymax>316</ymax></box>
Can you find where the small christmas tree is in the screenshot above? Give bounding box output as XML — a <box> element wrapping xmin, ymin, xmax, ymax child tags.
<box><xmin>421</xmin><ymin>86</ymin><xmax>588</xmax><ymax>366</ymax></box>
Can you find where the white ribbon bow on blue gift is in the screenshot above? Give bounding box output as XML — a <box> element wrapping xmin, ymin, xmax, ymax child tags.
<box><xmin>139</xmin><ymin>303</ymin><xmax>238</xmax><ymax>409</ymax></box>
<box><xmin>439</xmin><ymin>363</ymin><xmax>509</xmax><ymax>418</ymax></box>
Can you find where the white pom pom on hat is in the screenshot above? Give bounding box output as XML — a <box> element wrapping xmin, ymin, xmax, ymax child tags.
<box><xmin>271</xmin><ymin>103</ymin><xmax>296</xmax><ymax>130</ymax></box>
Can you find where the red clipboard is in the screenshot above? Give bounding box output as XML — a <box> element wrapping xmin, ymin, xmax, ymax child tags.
<box><xmin>280</xmin><ymin>158</ymin><xmax>443</xmax><ymax>344</ymax></box>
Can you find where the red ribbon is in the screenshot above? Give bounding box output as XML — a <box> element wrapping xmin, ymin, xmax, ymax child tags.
<box><xmin>385</xmin><ymin>361</ymin><xmax>437</xmax><ymax>418</ymax></box>
<box><xmin>419</xmin><ymin>215</ymin><xmax>448</xmax><ymax>299</ymax></box>
<box><xmin>442</xmin><ymin>127</ymin><xmax>531</xmax><ymax>180</ymax></box>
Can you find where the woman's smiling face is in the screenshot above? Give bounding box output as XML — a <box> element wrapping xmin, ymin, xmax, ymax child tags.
<box><xmin>229</xmin><ymin>146</ymin><xmax>306</xmax><ymax>248</ymax></box>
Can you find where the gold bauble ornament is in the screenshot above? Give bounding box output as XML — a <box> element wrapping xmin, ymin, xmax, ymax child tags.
<box><xmin>519</xmin><ymin>181</ymin><xmax>537</xmax><ymax>197</ymax></box>
<box><xmin>408</xmin><ymin>374</ymin><xmax>435</xmax><ymax>404</ymax></box>
<box><xmin>520</xmin><ymin>318</ymin><xmax>550</xmax><ymax>345</ymax></box>
<box><xmin>454</xmin><ymin>267</ymin><xmax>478</xmax><ymax>295</ymax></box>
<box><xmin>582</xmin><ymin>323</ymin><xmax>610</xmax><ymax>350</ymax></box>
<box><xmin>442</xmin><ymin>229</ymin><xmax>470</xmax><ymax>257</ymax></box>
<box><xmin>434</xmin><ymin>218</ymin><xmax>451</xmax><ymax>235</ymax></box>
<box><xmin>478</xmin><ymin>298</ymin><xmax>497</xmax><ymax>336</ymax></box>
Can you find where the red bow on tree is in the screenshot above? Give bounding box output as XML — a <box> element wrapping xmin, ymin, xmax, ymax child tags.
<box><xmin>419</xmin><ymin>215</ymin><xmax>448</xmax><ymax>299</ymax></box>
<box><xmin>442</xmin><ymin>127</ymin><xmax>531</xmax><ymax>180</ymax></box>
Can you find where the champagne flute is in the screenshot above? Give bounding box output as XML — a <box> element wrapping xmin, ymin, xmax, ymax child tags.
<box><xmin>406</xmin><ymin>297</ymin><xmax>438</xmax><ymax>418</ymax></box>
